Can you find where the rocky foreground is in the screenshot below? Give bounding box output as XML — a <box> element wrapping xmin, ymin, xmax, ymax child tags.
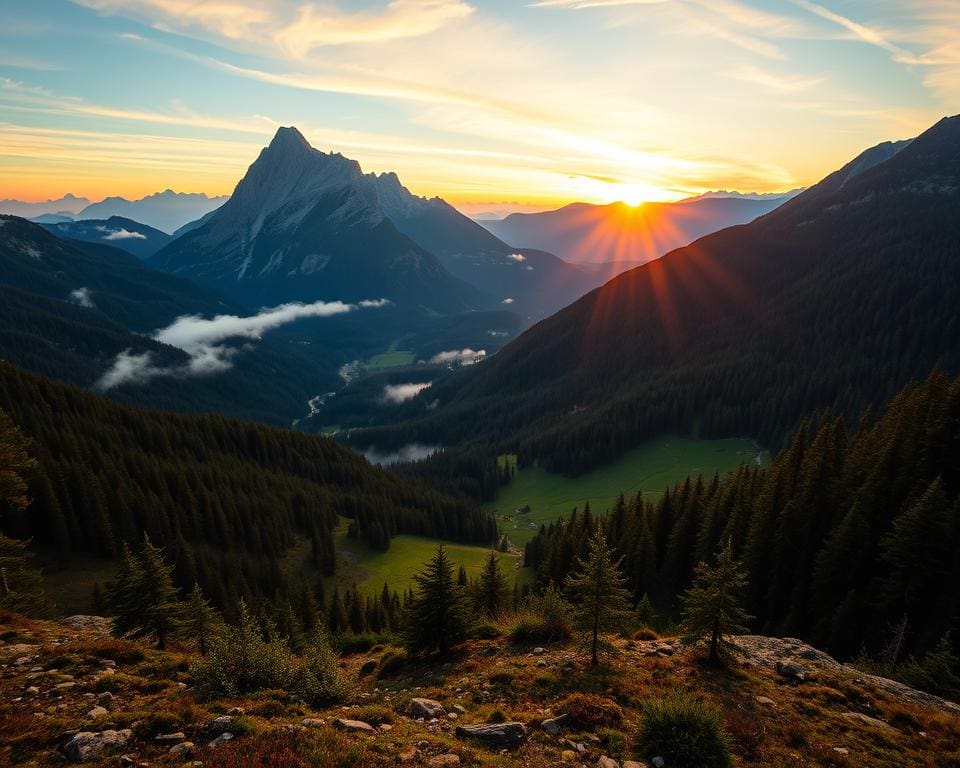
<box><xmin>1</xmin><ymin>614</ymin><xmax>958</xmax><ymax>767</ymax></box>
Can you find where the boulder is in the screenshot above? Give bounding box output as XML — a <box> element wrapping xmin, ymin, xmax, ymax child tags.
<box><xmin>86</xmin><ymin>706</ymin><xmax>108</xmax><ymax>719</ymax></box>
<box><xmin>333</xmin><ymin>718</ymin><xmax>376</xmax><ymax>733</ymax></box>
<box><xmin>410</xmin><ymin>698</ymin><xmax>446</xmax><ymax>719</ymax></box>
<box><xmin>398</xmin><ymin>745</ymin><xmax>419</xmax><ymax>763</ymax></box>
<box><xmin>842</xmin><ymin>712</ymin><xmax>895</xmax><ymax>731</ymax></box>
<box><xmin>208</xmin><ymin>715</ymin><xmax>234</xmax><ymax>733</ymax></box>
<box><xmin>301</xmin><ymin>718</ymin><xmax>325</xmax><ymax>728</ymax></box>
<box><xmin>775</xmin><ymin>661</ymin><xmax>810</xmax><ymax>682</ymax></box>
<box><xmin>652</xmin><ymin>757</ymin><xmax>666</xmax><ymax>768</ymax></box>
<box><xmin>169</xmin><ymin>741</ymin><xmax>195</xmax><ymax>758</ymax></box>
<box><xmin>542</xmin><ymin>714</ymin><xmax>567</xmax><ymax>735</ymax></box>
<box><xmin>209</xmin><ymin>733</ymin><xmax>234</xmax><ymax>747</ymax></box>
<box><xmin>455</xmin><ymin>722</ymin><xmax>527</xmax><ymax>748</ymax></box>
<box><xmin>63</xmin><ymin>729</ymin><xmax>133</xmax><ymax>762</ymax></box>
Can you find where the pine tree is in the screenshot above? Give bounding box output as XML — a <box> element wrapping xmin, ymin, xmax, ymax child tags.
<box><xmin>107</xmin><ymin>542</ymin><xmax>146</xmax><ymax>638</ymax></box>
<box><xmin>0</xmin><ymin>409</ymin><xmax>37</xmax><ymax>514</ymax></box>
<box><xmin>137</xmin><ymin>536</ymin><xmax>186</xmax><ymax>649</ymax></box>
<box><xmin>475</xmin><ymin>552</ymin><xmax>509</xmax><ymax>617</ymax></box>
<box><xmin>186</xmin><ymin>582</ymin><xmax>220</xmax><ymax>656</ymax></box>
<box><xmin>457</xmin><ymin>563</ymin><xmax>468</xmax><ymax>587</ymax></box>
<box><xmin>679</xmin><ymin>544</ymin><xmax>753</xmax><ymax>662</ymax></box>
<box><xmin>564</xmin><ymin>529</ymin><xmax>633</xmax><ymax>666</ymax></box>
<box><xmin>404</xmin><ymin>545</ymin><xmax>468</xmax><ymax>655</ymax></box>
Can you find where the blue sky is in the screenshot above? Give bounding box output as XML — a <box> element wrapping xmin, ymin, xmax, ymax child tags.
<box><xmin>1</xmin><ymin>0</ymin><xmax>955</xmax><ymax>213</ymax></box>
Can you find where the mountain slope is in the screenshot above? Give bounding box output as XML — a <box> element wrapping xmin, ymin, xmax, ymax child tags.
<box><xmin>39</xmin><ymin>216</ymin><xmax>172</xmax><ymax>260</ymax></box>
<box><xmin>483</xmin><ymin>194</ymin><xmax>795</xmax><ymax>267</ymax></box>
<box><xmin>0</xmin><ymin>193</ymin><xmax>90</xmax><ymax>218</ymax></box>
<box><xmin>77</xmin><ymin>190</ymin><xmax>228</xmax><ymax>234</ymax></box>
<box><xmin>360</xmin><ymin>115</ymin><xmax>960</xmax><ymax>474</ymax></box>
<box><xmin>369</xmin><ymin>172</ymin><xmax>593</xmax><ymax>321</ymax></box>
<box><xmin>150</xmin><ymin>128</ymin><xmax>483</xmax><ymax>314</ymax></box>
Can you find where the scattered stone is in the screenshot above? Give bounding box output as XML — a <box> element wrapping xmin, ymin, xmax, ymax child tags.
<box><xmin>446</xmin><ymin>712</ymin><xmax>458</xmax><ymax>720</ymax></box>
<box><xmin>398</xmin><ymin>745</ymin><xmax>419</xmax><ymax>763</ymax></box>
<box><xmin>227</xmin><ymin>707</ymin><xmax>245</xmax><ymax>715</ymax></box>
<box><xmin>536</xmin><ymin>659</ymin><xmax>549</xmax><ymax>668</ymax></box>
<box><xmin>119</xmin><ymin>756</ymin><xmax>135</xmax><ymax>767</ymax></box>
<box><xmin>63</xmin><ymin>729</ymin><xmax>133</xmax><ymax>762</ymax></box>
<box><xmin>380</xmin><ymin>723</ymin><xmax>393</xmax><ymax>732</ymax></box>
<box><xmin>623</xmin><ymin>762</ymin><xmax>645</xmax><ymax>768</ymax></box>
<box><xmin>56</xmin><ymin>681</ymin><xmax>76</xmax><ymax>690</ymax></box>
<box><xmin>333</xmin><ymin>718</ymin><xmax>376</xmax><ymax>733</ymax></box>
<box><xmin>155</xmin><ymin>732</ymin><xmax>186</xmax><ymax>743</ymax></box>
<box><xmin>87</xmin><ymin>706</ymin><xmax>109</xmax><ymax>719</ymax></box>
<box><xmin>169</xmin><ymin>742</ymin><xmax>195</xmax><ymax>758</ymax></box>
<box><xmin>452</xmin><ymin>704</ymin><xmax>466</xmax><ymax>715</ymax></box>
<box><xmin>833</xmin><ymin>747</ymin><xmax>850</xmax><ymax>755</ymax></box>
<box><xmin>301</xmin><ymin>718</ymin><xmax>325</xmax><ymax>728</ymax></box>
<box><xmin>533</xmin><ymin>647</ymin><xmax>545</xmax><ymax>655</ymax></box>
<box><xmin>410</xmin><ymin>698</ymin><xmax>446</xmax><ymax>719</ymax></box>
<box><xmin>776</xmin><ymin>661</ymin><xmax>810</xmax><ymax>682</ymax></box>
<box><xmin>25</xmin><ymin>686</ymin><xmax>39</xmax><ymax>695</ymax></box>
<box><xmin>542</xmin><ymin>714</ymin><xmax>568</xmax><ymax>735</ymax></box>
<box><xmin>208</xmin><ymin>733</ymin><xmax>234</xmax><ymax>748</ymax></box>
<box><xmin>598</xmin><ymin>757</ymin><xmax>619</xmax><ymax>768</ymax></box>
<box><xmin>455</xmin><ymin>722</ymin><xmax>527</xmax><ymax>748</ymax></box>
<box><xmin>842</xmin><ymin>712</ymin><xmax>895</xmax><ymax>731</ymax></box>
<box><xmin>428</xmin><ymin>755</ymin><xmax>459</xmax><ymax>767</ymax></box>
<box><xmin>653</xmin><ymin>757</ymin><xmax>666</xmax><ymax>768</ymax></box>
<box><xmin>755</xmin><ymin>696</ymin><xmax>775</xmax><ymax>706</ymax></box>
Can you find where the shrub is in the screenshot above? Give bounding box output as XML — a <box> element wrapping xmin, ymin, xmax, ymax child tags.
<box><xmin>377</xmin><ymin>649</ymin><xmax>408</xmax><ymax>678</ymax></box>
<box><xmin>598</xmin><ymin>728</ymin><xmax>628</xmax><ymax>757</ymax></box>
<box><xmin>132</xmin><ymin>711</ymin><xmax>180</xmax><ymax>740</ymax></box>
<box><xmin>291</xmin><ymin>633</ymin><xmax>352</xmax><ymax>707</ymax></box>
<box><xmin>473</xmin><ymin>623</ymin><xmax>503</xmax><ymax>640</ymax></box>
<box><xmin>633</xmin><ymin>627</ymin><xmax>660</xmax><ymax>641</ymax></box>
<box><xmin>508</xmin><ymin>586</ymin><xmax>574</xmax><ymax>644</ymax></box>
<box><xmin>350</xmin><ymin>705</ymin><xmax>393</xmax><ymax>726</ymax></box>
<box><xmin>636</xmin><ymin>692</ymin><xmax>731</xmax><ymax>768</ymax></box>
<box><xmin>558</xmin><ymin>693</ymin><xmax>624</xmax><ymax>730</ymax></box>
<box><xmin>487</xmin><ymin>708</ymin><xmax>508</xmax><ymax>723</ymax></box>
<box><xmin>335</xmin><ymin>633</ymin><xmax>379</xmax><ymax>655</ymax></box>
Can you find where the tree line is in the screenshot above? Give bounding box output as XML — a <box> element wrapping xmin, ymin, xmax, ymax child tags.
<box><xmin>524</xmin><ymin>371</ymin><xmax>960</xmax><ymax>668</ymax></box>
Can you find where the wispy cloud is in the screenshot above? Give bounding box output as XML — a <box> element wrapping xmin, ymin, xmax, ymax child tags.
<box><xmin>69</xmin><ymin>287</ymin><xmax>95</xmax><ymax>308</ymax></box>
<box><xmin>96</xmin><ymin>225</ymin><xmax>147</xmax><ymax>240</ymax></box>
<box><xmin>730</xmin><ymin>64</ymin><xmax>824</xmax><ymax>93</ymax></box>
<box><xmin>383</xmin><ymin>381</ymin><xmax>432</xmax><ymax>403</ymax></box>
<box><xmin>97</xmin><ymin>298</ymin><xmax>387</xmax><ymax>389</ymax></box>
<box><xmin>429</xmin><ymin>348</ymin><xmax>486</xmax><ymax>365</ymax></box>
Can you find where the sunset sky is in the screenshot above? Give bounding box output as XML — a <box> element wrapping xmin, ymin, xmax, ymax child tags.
<box><xmin>1</xmin><ymin>0</ymin><xmax>955</xmax><ymax>214</ymax></box>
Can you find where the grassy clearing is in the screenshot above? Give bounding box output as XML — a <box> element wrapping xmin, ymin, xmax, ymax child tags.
<box><xmin>488</xmin><ymin>436</ymin><xmax>762</xmax><ymax>546</ymax></box>
<box><xmin>323</xmin><ymin>519</ymin><xmax>529</xmax><ymax>595</ymax></box>
<box><xmin>365</xmin><ymin>343</ymin><xmax>415</xmax><ymax>371</ymax></box>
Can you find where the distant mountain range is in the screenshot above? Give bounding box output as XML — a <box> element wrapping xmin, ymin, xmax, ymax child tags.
<box><xmin>0</xmin><ymin>191</ymin><xmax>227</xmax><ymax>234</ymax></box>
<box><xmin>39</xmin><ymin>216</ymin><xmax>172</xmax><ymax>260</ymax></box>
<box><xmin>358</xmin><ymin>114</ymin><xmax>960</xmax><ymax>477</ymax></box>
<box><xmin>482</xmin><ymin>193</ymin><xmax>798</xmax><ymax>265</ymax></box>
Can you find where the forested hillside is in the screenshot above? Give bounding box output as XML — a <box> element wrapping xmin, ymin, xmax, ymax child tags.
<box><xmin>525</xmin><ymin>371</ymin><xmax>960</xmax><ymax>661</ymax></box>
<box><xmin>357</xmin><ymin>115</ymin><xmax>960</xmax><ymax>479</ymax></box>
<box><xmin>0</xmin><ymin>363</ymin><xmax>496</xmax><ymax>607</ymax></box>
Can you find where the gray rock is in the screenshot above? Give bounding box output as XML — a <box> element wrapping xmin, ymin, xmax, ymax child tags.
<box><xmin>155</xmin><ymin>732</ymin><xmax>186</xmax><ymax>742</ymax></box>
<box><xmin>208</xmin><ymin>716</ymin><xmax>234</xmax><ymax>733</ymax></box>
<box><xmin>97</xmin><ymin>691</ymin><xmax>114</xmax><ymax>707</ymax></box>
<box><xmin>169</xmin><ymin>741</ymin><xmax>195</xmax><ymax>757</ymax></box>
<box><xmin>63</xmin><ymin>729</ymin><xmax>133</xmax><ymax>762</ymax></box>
<box><xmin>87</xmin><ymin>706</ymin><xmax>108</xmax><ymax>719</ymax></box>
<box><xmin>455</xmin><ymin>722</ymin><xmax>527</xmax><ymax>747</ymax></box>
<box><xmin>542</xmin><ymin>714</ymin><xmax>567</xmax><ymax>735</ymax></box>
<box><xmin>842</xmin><ymin>712</ymin><xmax>895</xmax><ymax>731</ymax></box>
<box><xmin>755</xmin><ymin>696</ymin><xmax>775</xmax><ymax>706</ymax></box>
<box><xmin>332</xmin><ymin>718</ymin><xmax>376</xmax><ymax>733</ymax></box>
<box><xmin>25</xmin><ymin>686</ymin><xmax>39</xmax><ymax>695</ymax></box>
<box><xmin>410</xmin><ymin>697</ymin><xmax>446</xmax><ymax>719</ymax></box>
<box><xmin>227</xmin><ymin>707</ymin><xmax>245</xmax><ymax>715</ymax></box>
<box><xmin>428</xmin><ymin>755</ymin><xmax>460</xmax><ymax>767</ymax></box>
<box><xmin>598</xmin><ymin>757</ymin><xmax>619</xmax><ymax>768</ymax></box>
<box><xmin>209</xmin><ymin>733</ymin><xmax>234</xmax><ymax>747</ymax></box>
<box><xmin>653</xmin><ymin>757</ymin><xmax>666</xmax><ymax>768</ymax></box>
<box><xmin>775</xmin><ymin>661</ymin><xmax>810</xmax><ymax>682</ymax></box>
<box><xmin>301</xmin><ymin>718</ymin><xmax>325</xmax><ymax>728</ymax></box>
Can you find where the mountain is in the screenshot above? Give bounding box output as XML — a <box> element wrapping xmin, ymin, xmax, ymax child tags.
<box><xmin>0</xmin><ymin>193</ymin><xmax>89</xmax><ymax>218</ymax></box>
<box><xmin>368</xmin><ymin>171</ymin><xmax>594</xmax><ymax>321</ymax></box>
<box><xmin>77</xmin><ymin>190</ymin><xmax>228</xmax><ymax>234</ymax></box>
<box><xmin>39</xmin><ymin>216</ymin><xmax>172</xmax><ymax>260</ymax></box>
<box><xmin>150</xmin><ymin>128</ymin><xmax>483</xmax><ymax>315</ymax></box>
<box><xmin>685</xmin><ymin>188</ymin><xmax>804</xmax><ymax>201</ymax></box>
<box><xmin>357</xmin><ymin>115</ymin><xmax>959</xmax><ymax>476</ymax></box>
<box><xmin>0</xmin><ymin>215</ymin><xmax>351</xmax><ymax>424</ymax></box>
<box><xmin>483</xmin><ymin>194</ymin><xmax>795</xmax><ymax>267</ymax></box>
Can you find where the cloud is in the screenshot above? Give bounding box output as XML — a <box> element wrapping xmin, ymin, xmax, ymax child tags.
<box><xmin>363</xmin><ymin>442</ymin><xmax>441</xmax><ymax>465</ymax></box>
<box><xmin>76</xmin><ymin>0</ymin><xmax>473</xmax><ymax>57</ymax></box>
<box><xmin>96</xmin><ymin>298</ymin><xmax>386</xmax><ymax>389</ymax></box>
<box><xmin>68</xmin><ymin>287</ymin><xmax>94</xmax><ymax>307</ymax></box>
<box><xmin>507</xmin><ymin>252</ymin><xmax>525</xmax><ymax>262</ymax></box>
<box><xmin>730</xmin><ymin>65</ymin><xmax>824</xmax><ymax>93</ymax></box>
<box><xmin>97</xmin><ymin>226</ymin><xmax>147</xmax><ymax>240</ymax></box>
<box><xmin>501</xmin><ymin>297</ymin><xmax>515</xmax><ymax>304</ymax></box>
<box><xmin>429</xmin><ymin>348</ymin><xmax>486</xmax><ymax>365</ymax></box>
<box><xmin>383</xmin><ymin>381</ymin><xmax>432</xmax><ymax>403</ymax></box>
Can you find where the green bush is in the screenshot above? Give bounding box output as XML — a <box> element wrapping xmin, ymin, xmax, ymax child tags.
<box><xmin>376</xmin><ymin>649</ymin><xmax>408</xmax><ymax>678</ymax></box>
<box><xmin>292</xmin><ymin>633</ymin><xmax>352</xmax><ymax>707</ymax></box>
<box><xmin>635</xmin><ymin>692</ymin><xmax>731</xmax><ymax>768</ymax></box>
<box><xmin>132</xmin><ymin>711</ymin><xmax>180</xmax><ymax>740</ymax></box>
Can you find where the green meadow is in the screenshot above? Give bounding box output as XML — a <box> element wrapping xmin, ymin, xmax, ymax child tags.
<box><xmin>488</xmin><ymin>436</ymin><xmax>762</xmax><ymax>546</ymax></box>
